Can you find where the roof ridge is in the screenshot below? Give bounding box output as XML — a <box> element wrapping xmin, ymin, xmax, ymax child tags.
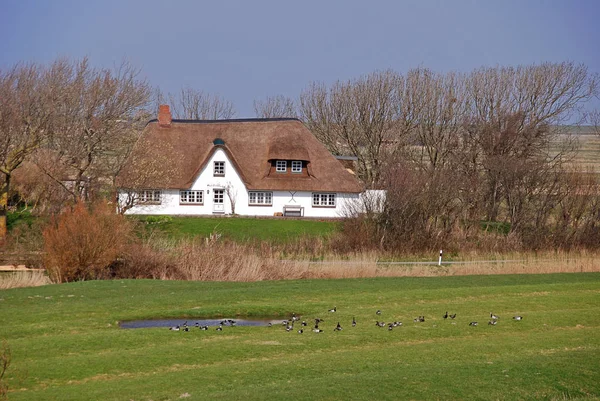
<box><xmin>147</xmin><ymin>117</ymin><xmax>301</xmax><ymax>126</ymax></box>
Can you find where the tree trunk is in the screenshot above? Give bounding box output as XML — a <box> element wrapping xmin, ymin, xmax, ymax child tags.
<box><xmin>0</xmin><ymin>174</ymin><xmax>10</xmax><ymax>248</ymax></box>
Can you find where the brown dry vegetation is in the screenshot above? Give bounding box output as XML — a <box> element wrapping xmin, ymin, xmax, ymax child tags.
<box><xmin>2</xmin><ymin>236</ymin><xmax>599</xmax><ymax>289</ymax></box>
<box><xmin>0</xmin><ymin>270</ymin><xmax>50</xmax><ymax>289</ymax></box>
<box><xmin>100</xmin><ymin>238</ymin><xmax>600</xmax><ymax>282</ymax></box>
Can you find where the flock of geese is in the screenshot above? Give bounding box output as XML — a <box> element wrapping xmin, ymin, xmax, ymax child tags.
<box><xmin>168</xmin><ymin>307</ymin><xmax>523</xmax><ymax>332</ymax></box>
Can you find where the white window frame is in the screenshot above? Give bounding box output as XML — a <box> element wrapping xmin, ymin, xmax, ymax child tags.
<box><xmin>138</xmin><ymin>190</ymin><xmax>162</xmax><ymax>204</ymax></box>
<box><xmin>179</xmin><ymin>190</ymin><xmax>204</xmax><ymax>205</ymax></box>
<box><xmin>214</xmin><ymin>161</ymin><xmax>225</xmax><ymax>176</ymax></box>
<box><xmin>275</xmin><ymin>160</ymin><xmax>287</xmax><ymax>173</ymax></box>
<box><xmin>249</xmin><ymin>191</ymin><xmax>273</xmax><ymax>206</ymax></box>
<box><xmin>291</xmin><ymin>160</ymin><xmax>302</xmax><ymax>173</ymax></box>
<box><xmin>312</xmin><ymin>193</ymin><xmax>336</xmax><ymax>207</ymax></box>
<box><xmin>213</xmin><ymin>189</ymin><xmax>224</xmax><ymax>204</ymax></box>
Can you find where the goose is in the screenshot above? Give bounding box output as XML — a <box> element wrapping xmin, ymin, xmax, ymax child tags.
<box><xmin>393</xmin><ymin>321</ymin><xmax>403</xmax><ymax>327</ymax></box>
<box><xmin>490</xmin><ymin>313</ymin><xmax>499</xmax><ymax>320</ymax></box>
<box><xmin>183</xmin><ymin>326</ymin><xmax>190</xmax><ymax>332</ymax></box>
<box><xmin>388</xmin><ymin>324</ymin><xmax>394</xmax><ymax>331</ymax></box>
<box><xmin>297</xmin><ymin>329</ymin><xmax>303</xmax><ymax>334</ymax></box>
<box><xmin>469</xmin><ymin>321</ymin><xmax>478</xmax><ymax>326</ymax></box>
<box><xmin>376</xmin><ymin>321</ymin><xmax>386</xmax><ymax>328</ymax></box>
<box><xmin>312</xmin><ymin>328</ymin><xmax>323</xmax><ymax>333</ymax></box>
<box><xmin>449</xmin><ymin>313</ymin><xmax>457</xmax><ymax>319</ymax></box>
<box><xmin>200</xmin><ymin>325</ymin><xmax>209</xmax><ymax>330</ymax></box>
<box><xmin>315</xmin><ymin>318</ymin><xmax>324</xmax><ymax>325</ymax></box>
<box><xmin>216</xmin><ymin>325</ymin><xmax>223</xmax><ymax>331</ymax></box>
<box><xmin>352</xmin><ymin>317</ymin><xmax>357</xmax><ymax>327</ymax></box>
<box><xmin>443</xmin><ymin>311</ymin><xmax>448</xmax><ymax>319</ymax></box>
<box><xmin>376</xmin><ymin>310</ymin><xmax>382</xmax><ymax>315</ymax></box>
<box><xmin>301</xmin><ymin>321</ymin><xmax>307</xmax><ymax>326</ymax></box>
<box><xmin>488</xmin><ymin>320</ymin><xmax>497</xmax><ymax>326</ymax></box>
<box><xmin>334</xmin><ymin>322</ymin><xmax>343</xmax><ymax>331</ymax></box>
<box><xmin>267</xmin><ymin>322</ymin><xmax>272</xmax><ymax>327</ymax></box>
<box><xmin>329</xmin><ymin>306</ymin><xmax>337</xmax><ymax>313</ymax></box>
<box><xmin>286</xmin><ymin>325</ymin><xmax>294</xmax><ymax>332</ymax></box>
<box><xmin>291</xmin><ymin>313</ymin><xmax>299</xmax><ymax>322</ymax></box>
<box><xmin>513</xmin><ymin>315</ymin><xmax>523</xmax><ymax>321</ymax></box>
<box><xmin>169</xmin><ymin>325</ymin><xmax>180</xmax><ymax>331</ymax></box>
<box><xmin>194</xmin><ymin>322</ymin><xmax>200</xmax><ymax>328</ymax></box>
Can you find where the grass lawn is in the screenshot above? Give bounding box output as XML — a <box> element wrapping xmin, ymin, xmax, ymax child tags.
<box><xmin>135</xmin><ymin>215</ymin><xmax>339</xmax><ymax>243</ymax></box>
<box><xmin>1</xmin><ymin>273</ymin><xmax>599</xmax><ymax>400</ymax></box>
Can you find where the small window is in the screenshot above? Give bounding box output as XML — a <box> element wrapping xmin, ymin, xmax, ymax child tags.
<box><xmin>291</xmin><ymin>161</ymin><xmax>302</xmax><ymax>173</ymax></box>
<box><xmin>214</xmin><ymin>161</ymin><xmax>225</xmax><ymax>176</ymax></box>
<box><xmin>139</xmin><ymin>190</ymin><xmax>162</xmax><ymax>204</ymax></box>
<box><xmin>249</xmin><ymin>191</ymin><xmax>273</xmax><ymax>205</ymax></box>
<box><xmin>276</xmin><ymin>160</ymin><xmax>287</xmax><ymax>173</ymax></box>
<box><xmin>180</xmin><ymin>190</ymin><xmax>203</xmax><ymax>205</ymax></box>
<box><xmin>312</xmin><ymin>193</ymin><xmax>336</xmax><ymax>207</ymax></box>
<box><xmin>213</xmin><ymin>189</ymin><xmax>224</xmax><ymax>204</ymax></box>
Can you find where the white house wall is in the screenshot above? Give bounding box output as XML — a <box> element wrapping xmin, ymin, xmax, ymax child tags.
<box><xmin>121</xmin><ymin>148</ymin><xmax>361</xmax><ymax>218</ymax></box>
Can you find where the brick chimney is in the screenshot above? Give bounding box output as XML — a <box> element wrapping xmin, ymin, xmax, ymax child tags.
<box><xmin>158</xmin><ymin>104</ymin><xmax>172</xmax><ymax>127</ymax></box>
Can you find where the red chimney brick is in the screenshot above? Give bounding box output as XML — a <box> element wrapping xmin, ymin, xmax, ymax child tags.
<box><xmin>158</xmin><ymin>104</ymin><xmax>172</xmax><ymax>127</ymax></box>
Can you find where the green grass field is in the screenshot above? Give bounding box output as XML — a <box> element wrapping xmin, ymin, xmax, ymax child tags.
<box><xmin>1</xmin><ymin>273</ymin><xmax>599</xmax><ymax>400</ymax></box>
<box><xmin>136</xmin><ymin>215</ymin><xmax>338</xmax><ymax>243</ymax></box>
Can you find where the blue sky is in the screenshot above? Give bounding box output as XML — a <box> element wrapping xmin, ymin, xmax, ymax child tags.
<box><xmin>1</xmin><ymin>0</ymin><xmax>599</xmax><ymax>117</ymax></box>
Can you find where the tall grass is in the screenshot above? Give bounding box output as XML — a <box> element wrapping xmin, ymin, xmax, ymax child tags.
<box><xmin>119</xmin><ymin>238</ymin><xmax>600</xmax><ymax>282</ymax></box>
<box><xmin>0</xmin><ymin>271</ymin><xmax>50</xmax><ymax>289</ymax></box>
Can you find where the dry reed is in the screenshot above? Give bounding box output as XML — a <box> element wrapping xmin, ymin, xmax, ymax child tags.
<box><xmin>121</xmin><ymin>239</ymin><xmax>600</xmax><ymax>282</ymax></box>
<box><xmin>0</xmin><ymin>271</ymin><xmax>51</xmax><ymax>289</ymax></box>
<box><xmin>301</xmin><ymin>250</ymin><xmax>600</xmax><ymax>278</ymax></box>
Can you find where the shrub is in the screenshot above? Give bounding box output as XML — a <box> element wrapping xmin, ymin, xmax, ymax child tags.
<box><xmin>42</xmin><ymin>200</ymin><xmax>133</xmax><ymax>282</ymax></box>
<box><xmin>143</xmin><ymin>215</ymin><xmax>173</xmax><ymax>225</ymax></box>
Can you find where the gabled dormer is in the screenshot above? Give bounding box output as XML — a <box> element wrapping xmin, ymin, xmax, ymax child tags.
<box><xmin>266</xmin><ymin>136</ymin><xmax>311</xmax><ymax>178</ymax></box>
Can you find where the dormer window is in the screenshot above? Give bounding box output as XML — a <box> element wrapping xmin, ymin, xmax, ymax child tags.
<box><xmin>291</xmin><ymin>160</ymin><xmax>302</xmax><ymax>173</ymax></box>
<box><xmin>214</xmin><ymin>161</ymin><xmax>225</xmax><ymax>176</ymax></box>
<box><xmin>275</xmin><ymin>160</ymin><xmax>287</xmax><ymax>173</ymax></box>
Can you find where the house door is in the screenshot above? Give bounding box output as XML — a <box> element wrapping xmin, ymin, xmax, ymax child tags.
<box><xmin>213</xmin><ymin>189</ymin><xmax>225</xmax><ymax>213</ymax></box>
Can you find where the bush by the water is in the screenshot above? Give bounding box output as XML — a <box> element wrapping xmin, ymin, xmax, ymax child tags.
<box><xmin>42</xmin><ymin>201</ymin><xmax>133</xmax><ymax>282</ymax></box>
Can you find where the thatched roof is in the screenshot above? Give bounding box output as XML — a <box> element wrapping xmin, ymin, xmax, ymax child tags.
<box><xmin>120</xmin><ymin>117</ymin><xmax>363</xmax><ymax>193</ymax></box>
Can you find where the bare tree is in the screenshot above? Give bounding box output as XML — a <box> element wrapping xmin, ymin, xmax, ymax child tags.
<box><xmin>460</xmin><ymin>63</ymin><xmax>596</xmax><ymax>222</ymax></box>
<box><xmin>169</xmin><ymin>86</ymin><xmax>235</xmax><ymax>120</ymax></box>
<box><xmin>224</xmin><ymin>181</ymin><xmax>238</xmax><ymax>215</ymax></box>
<box><xmin>589</xmin><ymin>84</ymin><xmax>600</xmax><ymax>135</ymax></box>
<box><xmin>115</xmin><ymin>136</ymin><xmax>181</xmax><ymax>214</ymax></box>
<box><xmin>300</xmin><ymin>70</ymin><xmax>403</xmax><ymax>186</ymax></box>
<box><xmin>0</xmin><ymin>62</ymin><xmax>59</xmax><ymax>245</ymax></box>
<box><xmin>407</xmin><ymin>69</ymin><xmax>468</xmax><ymax>171</ymax></box>
<box><xmin>253</xmin><ymin>95</ymin><xmax>297</xmax><ymax>118</ymax></box>
<box><xmin>33</xmin><ymin>58</ymin><xmax>152</xmax><ymax>203</ymax></box>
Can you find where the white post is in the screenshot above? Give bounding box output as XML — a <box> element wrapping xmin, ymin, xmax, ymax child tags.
<box><xmin>438</xmin><ymin>250</ymin><xmax>443</xmax><ymax>266</ymax></box>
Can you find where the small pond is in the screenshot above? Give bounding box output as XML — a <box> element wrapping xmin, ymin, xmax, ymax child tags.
<box><xmin>120</xmin><ymin>318</ymin><xmax>285</xmax><ymax>329</ymax></box>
